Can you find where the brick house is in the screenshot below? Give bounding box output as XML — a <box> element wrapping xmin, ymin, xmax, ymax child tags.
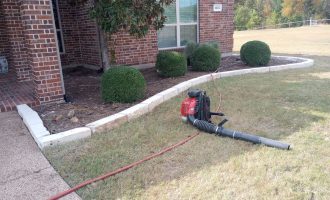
<box><xmin>0</xmin><ymin>0</ymin><xmax>234</xmax><ymax>112</ymax></box>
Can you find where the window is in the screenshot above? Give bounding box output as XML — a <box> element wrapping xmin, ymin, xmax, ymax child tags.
<box><xmin>51</xmin><ymin>0</ymin><xmax>64</xmax><ymax>53</ymax></box>
<box><xmin>158</xmin><ymin>0</ymin><xmax>198</xmax><ymax>49</ymax></box>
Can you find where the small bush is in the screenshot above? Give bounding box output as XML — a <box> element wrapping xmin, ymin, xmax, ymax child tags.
<box><xmin>240</xmin><ymin>40</ymin><xmax>271</xmax><ymax>66</ymax></box>
<box><xmin>101</xmin><ymin>66</ymin><xmax>146</xmax><ymax>103</ymax></box>
<box><xmin>204</xmin><ymin>41</ymin><xmax>220</xmax><ymax>49</ymax></box>
<box><xmin>156</xmin><ymin>51</ymin><xmax>187</xmax><ymax>77</ymax></box>
<box><xmin>191</xmin><ymin>45</ymin><xmax>221</xmax><ymax>71</ymax></box>
<box><xmin>184</xmin><ymin>41</ymin><xmax>198</xmax><ymax>64</ymax></box>
<box><xmin>184</xmin><ymin>41</ymin><xmax>220</xmax><ymax>66</ymax></box>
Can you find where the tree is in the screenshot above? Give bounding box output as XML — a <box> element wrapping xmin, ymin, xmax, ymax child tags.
<box><xmin>234</xmin><ymin>0</ymin><xmax>329</xmax><ymax>30</ymax></box>
<box><xmin>314</xmin><ymin>0</ymin><xmax>330</xmax><ymax>19</ymax></box>
<box><xmin>234</xmin><ymin>5</ymin><xmax>251</xmax><ymax>30</ymax></box>
<box><xmin>247</xmin><ymin>9</ymin><xmax>262</xmax><ymax>29</ymax></box>
<box><xmin>265</xmin><ymin>11</ymin><xmax>283</xmax><ymax>26</ymax></box>
<box><xmin>263</xmin><ymin>0</ymin><xmax>273</xmax><ymax>17</ymax></box>
<box><xmin>69</xmin><ymin>0</ymin><xmax>175</xmax><ymax>69</ymax></box>
<box><xmin>234</xmin><ymin>0</ymin><xmax>245</xmax><ymax>8</ymax></box>
<box><xmin>324</xmin><ymin>0</ymin><xmax>330</xmax><ymax>19</ymax></box>
<box><xmin>90</xmin><ymin>0</ymin><xmax>175</xmax><ymax>38</ymax></box>
<box><xmin>272</xmin><ymin>0</ymin><xmax>283</xmax><ymax>12</ymax></box>
<box><xmin>282</xmin><ymin>0</ymin><xmax>304</xmax><ymax>18</ymax></box>
<box><xmin>304</xmin><ymin>0</ymin><xmax>316</xmax><ymax>19</ymax></box>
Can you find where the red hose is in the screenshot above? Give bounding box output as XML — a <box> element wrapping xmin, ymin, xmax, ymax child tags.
<box><xmin>49</xmin><ymin>132</ymin><xmax>200</xmax><ymax>200</ymax></box>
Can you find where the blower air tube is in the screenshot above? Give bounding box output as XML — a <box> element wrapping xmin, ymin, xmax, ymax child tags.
<box><xmin>188</xmin><ymin>115</ymin><xmax>290</xmax><ymax>150</ymax></box>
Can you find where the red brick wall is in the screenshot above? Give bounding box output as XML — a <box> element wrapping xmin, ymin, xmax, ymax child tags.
<box><xmin>0</xmin><ymin>2</ymin><xmax>9</xmax><ymax>59</ymax></box>
<box><xmin>107</xmin><ymin>0</ymin><xmax>234</xmax><ymax>65</ymax></box>
<box><xmin>75</xmin><ymin>1</ymin><xmax>101</xmax><ymax>66</ymax></box>
<box><xmin>56</xmin><ymin>0</ymin><xmax>80</xmax><ymax>66</ymax></box>
<box><xmin>199</xmin><ymin>0</ymin><xmax>234</xmax><ymax>53</ymax></box>
<box><xmin>21</xmin><ymin>0</ymin><xmax>64</xmax><ymax>103</ymax></box>
<box><xmin>57</xmin><ymin>0</ymin><xmax>101</xmax><ymax>67</ymax></box>
<box><xmin>58</xmin><ymin>0</ymin><xmax>158</xmax><ymax>67</ymax></box>
<box><xmin>1</xmin><ymin>0</ymin><xmax>30</xmax><ymax>81</ymax></box>
<box><xmin>108</xmin><ymin>29</ymin><xmax>158</xmax><ymax>65</ymax></box>
<box><xmin>1</xmin><ymin>0</ymin><xmax>234</xmax><ymax>105</ymax></box>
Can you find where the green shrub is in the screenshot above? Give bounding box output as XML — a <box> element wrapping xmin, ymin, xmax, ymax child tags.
<box><xmin>204</xmin><ymin>41</ymin><xmax>220</xmax><ymax>49</ymax></box>
<box><xmin>191</xmin><ymin>45</ymin><xmax>221</xmax><ymax>71</ymax></box>
<box><xmin>240</xmin><ymin>40</ymin><xmax>271</xmax><ymax>66</ymax></box>
<box><xmin>156</xmin><ymin>51</ymin><xmax>187</xmax><ymax>77</ymax></box>
<box><xmin>101</xmin><ymin>66</ymin><xmax>146</xmax><ymax>103</ymax></box>
<box><xmin>184</xmin><ymin>41</ymin><xmax>198</xmax><ymax>64</ymax></box>
<box><xmin>184</xmin><ymin>41</ymin><xmax>220</xmax><ymax>66</ymax></box>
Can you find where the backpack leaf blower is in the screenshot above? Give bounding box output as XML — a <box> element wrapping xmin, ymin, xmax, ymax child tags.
<box><xmin>181</xmin><ymin>89</ymin><xmax>290</xmax><ymax>150</ymax></box>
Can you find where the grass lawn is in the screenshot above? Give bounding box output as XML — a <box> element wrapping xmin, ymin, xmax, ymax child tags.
<box><xmin>45</xmin><ymin>27</ymin><xmax>330</xmax><ymax>199</ymax></box>
<box><xmin>234</xmin><ymin>25</ymin><xmax>330</xmax><ymax>55</ymax></box>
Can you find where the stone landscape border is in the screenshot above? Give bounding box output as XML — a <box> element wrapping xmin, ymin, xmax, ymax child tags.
<box><xmin>17</xmin><ymin>55</ymin><xmax>314</xmax><ymax>149</ymax></box>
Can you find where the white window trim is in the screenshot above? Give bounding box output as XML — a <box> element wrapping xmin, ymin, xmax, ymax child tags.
<box><xmin>158</xmin><ymin>0</ymin><xmax>199</xmax><ymax>50</ymax></box>
<box><xmin>52</xmin><ymin>0</ymin><xmax>65</xmax><ymax>54</ymax></box>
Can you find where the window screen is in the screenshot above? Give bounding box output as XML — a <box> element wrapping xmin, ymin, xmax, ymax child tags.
<box><xmin>180</xmin><ymin>0</ymin><xmax>197</xmax><ymax>23</ymax></box>
<box><xmin>180</xmin><ymin>25</ymin><xmax>197</xmax><ymax>46</ymax></box>
<box><xmin>158</xmin><ymin>26</ymin><xmax>177</xmax><ymax>48</ymax></box>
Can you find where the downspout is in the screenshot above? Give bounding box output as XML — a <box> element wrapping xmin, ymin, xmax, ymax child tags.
<box><xmin>94</xmin><ymin>0</ymin><xmax>110</xmax><ymax>71</ymax></box>
<box><xmin>97</xmin><ymin>26</ymin><xmax>110</xmax><ymax>71</ymax></box>
<box><xmin>96</xmin><ymin>25</ymin><xmax>103</xmax><ymax>70</ymax></box>
<box><xmin>49</xmin><ymin>0</ymin><xmax>66</xmax><ymax>102</ymax></box>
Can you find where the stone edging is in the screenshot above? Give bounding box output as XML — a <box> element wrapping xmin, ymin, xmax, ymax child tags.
<box><xmin>17</xmin><ymin>56</ymin><xmax>314</xmax><ymax>149</ymax></box>
<box><xmin>17</xmin><ymin>104</ymin><xmax>92</xmax><ymax>149</ymax></box>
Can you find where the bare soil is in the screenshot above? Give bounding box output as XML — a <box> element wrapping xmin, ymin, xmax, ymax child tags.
<box><xmin>35</xmin><ymin>55</ymin><xmax>298</xmax><ymax>133</ymax></box>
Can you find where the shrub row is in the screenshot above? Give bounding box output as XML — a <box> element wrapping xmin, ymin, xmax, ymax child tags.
<box><xmin>101</xmin><ymin>40</ymin><xmax>271</xmax><ymax>103</ymax></box>
<box><xmin>156</xmin><ymin>41</ymin><xmax>221</xmax><ymax>77</ymax></box>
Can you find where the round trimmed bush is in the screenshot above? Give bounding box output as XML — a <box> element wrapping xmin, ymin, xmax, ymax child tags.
<box><xmin>156</xmin><ymin>51</ymin><xmax>187</xmax><ymax>77</ymax></box>
<box><xmin>184</xmin><ymin>41</ymin><xmax>198</xmax><ymax>65</ymax></box>
<box><xmin>204</xmin><ymin>41</ymin><xmax>220</xmax><ymax>50</ymax></box>
<box><xmin>101</xmin><ymin>66</ymin><xmax>146</xmax><ymax>103</ymax></box>
<box><xmin>191</xmin><ymin>45</ymin><xmax>221</xmax><ymax>71</ymax></box>
<box><xmin>240</xmin><ymin>40</ymin><xmax>271</xmax><ymax>66</ymax></box>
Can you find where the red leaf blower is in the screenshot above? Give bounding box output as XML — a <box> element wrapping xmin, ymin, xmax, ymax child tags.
<box><xmin>181</xmin><ymin>89</ymin><xmax>290</xmax><ymax>150</ymax></box>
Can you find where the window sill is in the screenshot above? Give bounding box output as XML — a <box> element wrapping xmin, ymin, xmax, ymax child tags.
<box><xmin>158</xmin><ymin>46</ymin><xmax>185</xmax><ymax>51</ymax></box>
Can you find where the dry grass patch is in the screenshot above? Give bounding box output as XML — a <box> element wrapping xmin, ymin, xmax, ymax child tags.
<box><xmin>234</xmin><ymin>25</ymin><xmax>330</xmax><ymax>56</ymax></box>
<box><xmin>310</xmin><ymin>71</ymin><xmax>330</xmax><ymax>79</ymax></box>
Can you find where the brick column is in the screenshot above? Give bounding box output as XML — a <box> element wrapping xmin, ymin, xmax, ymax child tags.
<box><xmin>21</xmin><ymin>0</ymin><xmax>64</xmax><ymax>103</ymax></box>
<box><xmin>1</xmin><ymin>0</ymin><xmax>30</xmax><ymax>81</ymax></box>
<box><xmin>0</xmin><ymin>2</ymin><xmax>9</xmax><ymax>58</ymax></box>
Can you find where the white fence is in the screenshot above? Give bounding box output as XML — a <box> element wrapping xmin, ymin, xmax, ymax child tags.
<box><xmin>236</xmin><ymin>18</ymin><xmax>330</xmax><ymax>31</ymax></box>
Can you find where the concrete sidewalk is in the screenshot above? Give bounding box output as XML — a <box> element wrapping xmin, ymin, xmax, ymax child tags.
<box><xmin>0</xmin><ymin>111</ymin><xmax>80</xmax><ymax>200</ymax></box>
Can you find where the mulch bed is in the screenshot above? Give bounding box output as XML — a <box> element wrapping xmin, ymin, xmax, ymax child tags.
<box><xmin>35</xmin><ymin>55</ymin><xmax>298</xmax><ymax>134</ymax></box>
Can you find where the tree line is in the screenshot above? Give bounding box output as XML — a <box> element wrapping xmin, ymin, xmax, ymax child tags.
<box><xmin>234</xmin><ymin>0</ymin><xmax>330</xmax><ymax>30</ymax></box>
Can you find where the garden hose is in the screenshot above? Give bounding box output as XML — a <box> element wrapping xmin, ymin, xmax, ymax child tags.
<box><xmin>48</xmin><ymin>132</ymin><xmax>200</xmax><ymax>200</ymax></box>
